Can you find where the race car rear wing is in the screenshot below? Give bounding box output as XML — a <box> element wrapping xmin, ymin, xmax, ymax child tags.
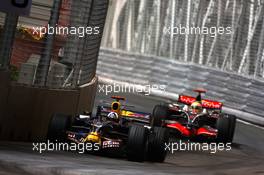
<box><xmin>178</xmin><ymin>95</ymin><xmax>223</xmax><ymax>109</ymax></box>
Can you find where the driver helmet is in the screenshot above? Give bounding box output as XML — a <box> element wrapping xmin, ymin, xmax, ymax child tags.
<box><xmin>107</xmin><ymin>112</ymin><xmax>119</xmax><ymax>121</ymax></box>
<box><xmin>191</xmin><ymin>101</ymin><xmax>203</xmax><ymax>114</ymax></box>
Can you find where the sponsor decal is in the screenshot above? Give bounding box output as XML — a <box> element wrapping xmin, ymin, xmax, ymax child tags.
<box><xmin>102</xmin><ymin>141</ymin><xmax>120</xmax><ymax>148</ymax></box>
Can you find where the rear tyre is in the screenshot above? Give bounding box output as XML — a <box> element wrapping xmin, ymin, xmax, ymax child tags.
<box><xmin>127</xmin><ymin>125</ymin><xmax>148</xmax><ymax>162</ymax></box>
<box><xmin>152</xmin><ymin>105</ymin><xmax>169</xmax><ymax>127</ymax></box>
<box><xmin>47</xmin><ymin>113</ymin><xmax>72</xmax><ymax>142</ymax></box>
<box><xmin>216</xmin><ymin>114</ymin><xmax>236</xmax><ymax>143</ymax></box>
<box><xmin>148</xmin><ymin>127</ymin><xmax>169</xmax><ymax>162</ymax></box>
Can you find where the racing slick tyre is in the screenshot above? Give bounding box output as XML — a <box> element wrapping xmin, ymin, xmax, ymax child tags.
<box><xmin>127</xmin><ymin>125</ymin><xmax>148</xmax><ymax>162</ymax></box>
<box><xmin>96</xmin><ymin>106</ymin><xmax>102</xmax><ymax>117</ymax></box>
<box><xmin>227</xmin><ymin>115</ymin><xmax>236</xmax><ymax>142</ymax></box>
<box><xmin>148</xmin><ymin>127</ymin><xmax>169</xmax><ymax>162</ymax></box>
<box><xmin>216</xmin><ymin>114</ymin><xmax>236</xmax><ymax>143</ymax></box>
<box><xmin>47</xmin><ymin>113</ymin><xmax>72</xmax><ymax>142</ymax></box>
<box><xmin>151</xmin><ymin>105</ymin><xmax>169</xmax><ymax>127</ymax></box>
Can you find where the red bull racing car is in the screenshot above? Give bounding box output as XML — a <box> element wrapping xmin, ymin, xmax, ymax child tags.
<box><xmin>47</xmin><ymin>96</ymin><xmax>169</xmax><ymax>162</ymax></box>
<box><xmin>151</xmin><ymin>89</ymin><xmax>236</xmax><ymax>143</ymax></box>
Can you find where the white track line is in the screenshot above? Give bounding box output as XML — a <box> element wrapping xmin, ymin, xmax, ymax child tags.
<box><xmin>237</xmin><ymin>119</ymin><xmax>264</xmax><ymax>130</ymax></box>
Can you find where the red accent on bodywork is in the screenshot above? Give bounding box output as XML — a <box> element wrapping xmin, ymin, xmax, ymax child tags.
<box><xmin>178</xmin><ymin>95</ymin><xmax>223</xmax><ymax>109</ymax></box>
<box><xmin>111</xmin><ymin>96</ymin><xmax>125</xmax><ymax>101</ymax></box>
<box><xmin>193</xmin><ymin>88</ymin><xmax>207</xmax><ymax>93</ymax></box>
<box><xmin>166</xmin><ymin>123</ymin><xmax>217</xmax><ymax>138</ymax></box>
<box><xmin>196</xmin><ymin>127</ymin><xmax>217</xmax><ymax>137</ymax></box>
<box><xmin>166</xmin><ymin>123</ymin><xmax>192</xmax><ymax>137</ymax></box>
<box><xmin>178</xmin><ymin>95</ymin><xmax>196</xmax><ymax>105</ymax></box>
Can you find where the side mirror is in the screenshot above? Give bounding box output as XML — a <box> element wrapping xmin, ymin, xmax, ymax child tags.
<box><xmin>79</xmin><ymin>111</ymin><xmax>92</xmax><ymax>119</ymax></box>
<box><xmin>183</xmin><ymin>105</ymin><xmax>188</xmax><ymax>111</ymax></box>
<box><xmin>79</xmin><ymin>114</ymin><xmax>90</xmax><ymax>119</ymax></box>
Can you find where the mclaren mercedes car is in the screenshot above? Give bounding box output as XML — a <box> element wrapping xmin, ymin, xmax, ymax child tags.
<box><xmin>47</xmin><ymin>96</ymin><xmax>169</xmax><ymax>162</ymax></box>
<box><xmin>151</xmin><ymin>89</ymin><xmax>236</xmax><ymax>143</ymax></box>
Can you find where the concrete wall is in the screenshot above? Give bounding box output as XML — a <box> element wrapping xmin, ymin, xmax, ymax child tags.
<box><xmin>0</xmin><ymin>71</ymin><xmax>9</xmax><ymax>124</ymax></box>
<box><xmin>0</xmin><ymin>71</ymin><xmax>97</xmax><ymax>142</ymax></box>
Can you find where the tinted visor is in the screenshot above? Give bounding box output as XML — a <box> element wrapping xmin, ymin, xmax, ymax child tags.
<box><xmin>112</xmin><ymin>102</ymin><xmax>119</xmax><ymax>110</ymax></box>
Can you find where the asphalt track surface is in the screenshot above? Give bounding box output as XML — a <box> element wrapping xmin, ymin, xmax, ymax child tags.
<box><xmin>0</xmin><ymin>90</ymin><xmax>264</xmax><ymax>175</ymax></box>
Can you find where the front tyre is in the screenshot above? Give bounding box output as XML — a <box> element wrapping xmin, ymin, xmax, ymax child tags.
<box><xmin>148</xmin><ymin>127</ymin><xmax>169</xmax><ymax>162</ymax></box>
<box><xmin>127</xmin><ymin>125</ymin><xmax>148</xmax><ymax>162</ymax></box>
<box><xmin>47</xmin><ymin>113</ymin><xmax>72</xmax><ymax>142</ymax></box>
<box><xmin>151</xmin><ymin>105</ymin><xmax>169</xmax><ymax>127</ymax></box>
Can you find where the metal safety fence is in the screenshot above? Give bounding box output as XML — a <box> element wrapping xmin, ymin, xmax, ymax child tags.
<box><xmin>0</xmin><ymin>0</ymin><xmax>108</xmax><ymax>89</ymax></box>
<box><xmin>102</xmin><ymin>0</ymin><xmax>264</xmax><ymax>80</ymax></box>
